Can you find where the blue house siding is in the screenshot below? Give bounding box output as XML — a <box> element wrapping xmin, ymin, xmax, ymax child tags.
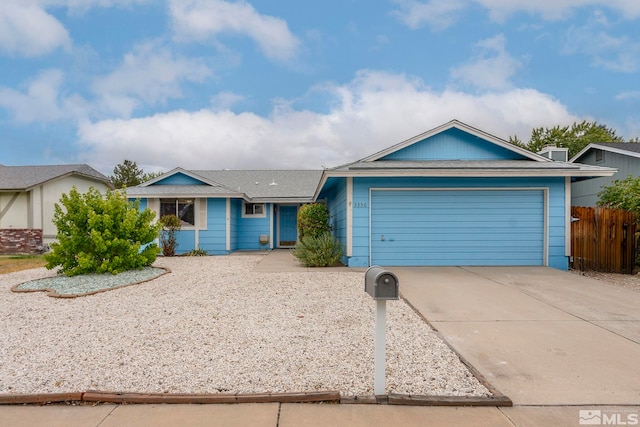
<box><xmin>382</xmin><ymin>128</ymin><xmax>524</xmax><ymax>161</ymax></box>
<box><xmin>198</xmin><ymin>198</ymin><xmax>227</xmax><ymax>254</ymax></box>
<box><xmin>230</xmin><ymin>199</ymin><xmax>240</xmax><ymax>251</ymax></box>
<box><xmin>347</xmin><ymin>177</ymin><xmax>567</xmax><ymax>270</ymax></box>
<box><xmin>174</xmin><ymin>230</ymin><xmax>195</xmax><ymax>255</ymax></box>
<box><xmin>324</xmin><ymin>178</ymin><xmax>347</xmax><ymax>258</ymax></box>
<box><xmin>237</xmin><ymin>203</ymin><xmax>272</xmax><ymax>250</ymax></box>
<box><xmin>155</xmin><ymin>173</ymin><xmax>205</xmax><ymax>185</ymax></box>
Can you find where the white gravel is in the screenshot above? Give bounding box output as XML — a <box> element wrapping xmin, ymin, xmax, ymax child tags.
<box><xmin>0</xmin><ymin>255</ymin><xmax>490</xmax><ymax>397</ymax></box>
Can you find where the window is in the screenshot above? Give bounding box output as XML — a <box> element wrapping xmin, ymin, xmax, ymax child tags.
<box><xmin>160</xmin><ymin>198</ymin><xmax>195</xmax><ymax>226</ymax></box>
<box><xmin>595</xmin><ymin>149</ymin><xmax>604</xmax><ymax>162</ymax></box>
<box><xmin>243</xmin><ymin>202</ymin><xmax>266</xmax><ymax>218</ymax></box>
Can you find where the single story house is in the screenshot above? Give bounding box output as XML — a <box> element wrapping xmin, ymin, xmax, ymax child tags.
<box><xmin>570</xmin><ymin>142</ymin><xmax>640</xmax><ymax>206</ymax></box>
<box><xmin>128</xmin><ymin>120</ymin><xmax>615</xmax><ymax>270</ymax></box>
<box><xmin>0</xmin><ymin>164</ymin><xmax>113</xmax><ymax>253</ymax></box>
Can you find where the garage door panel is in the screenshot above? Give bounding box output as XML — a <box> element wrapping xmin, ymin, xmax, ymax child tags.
<box><xmin>371</xmin><ymin>189</ymin><xmax>545</xmax><ymax>266</ymax></box>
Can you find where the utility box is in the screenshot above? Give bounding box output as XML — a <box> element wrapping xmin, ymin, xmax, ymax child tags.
<box><xmin>365</xmin><ymin>266</ymin><xmax>399</xmax><ymax>300</ymax></box>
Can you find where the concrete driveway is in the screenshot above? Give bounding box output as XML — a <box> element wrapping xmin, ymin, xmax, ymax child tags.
<box><xmin>396</xmin><ymin>266</ymin><xmax>640</xmax><ymax>406</ymax></box>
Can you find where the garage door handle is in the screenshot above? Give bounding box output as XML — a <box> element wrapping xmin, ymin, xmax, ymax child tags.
<box><xmin>380</xmin><ymin>235</ymin><xmax>385</xmax><ymax>241</ymax></box>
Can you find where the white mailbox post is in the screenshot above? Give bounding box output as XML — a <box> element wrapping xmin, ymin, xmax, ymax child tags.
<box><xmin>364</xmin><ymin>266</ymin><xmax>399</xmax><ymax>395</ymax></box>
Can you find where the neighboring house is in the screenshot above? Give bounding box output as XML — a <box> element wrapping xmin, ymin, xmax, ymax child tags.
<box><xmin>0</xmin><ymin>164</ymin><xmax>113</xmax><ymax>254</ymax></box>
<box><xmin>128</xmin><ymin>120</ymin><xmax>615</xmax><ymax>270</ymax></box>
<box><xmin>570</xmin><ymin>143</ymin><xmax>640</xmax><ymax>206</ymax></box>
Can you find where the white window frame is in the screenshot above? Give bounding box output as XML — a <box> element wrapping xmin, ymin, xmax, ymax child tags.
<box><xmin>242</xmin><ymin>202</ymin><xmax>266</xmax><ymax>218</ymax></box>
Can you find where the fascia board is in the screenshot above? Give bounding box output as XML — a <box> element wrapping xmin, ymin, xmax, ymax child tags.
<box><xmin>570</xmin><ymin>143</ymin><xmax>640</xmax><ymax>162</ymax></box>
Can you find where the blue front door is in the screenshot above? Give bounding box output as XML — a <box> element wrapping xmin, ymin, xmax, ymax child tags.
<box><xmin>278</xmin><ymin>205</ymin><xmax>298</xmax><ymax>247</ymax></box>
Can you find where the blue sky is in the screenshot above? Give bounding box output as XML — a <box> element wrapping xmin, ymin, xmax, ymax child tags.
<box><xmin>1</xmin><ymin>0</ymin><xmax>639</xmax><ymax>175</ymax></box>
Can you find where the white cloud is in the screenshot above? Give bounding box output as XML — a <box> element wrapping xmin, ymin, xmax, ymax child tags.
<box><xmin>0</xmin><ymin>2</ymin><xmax>71</xmax><ymax>57</ymax></box>
<box><xmin>563</xmin><ymin>13</ymin><xmax>640</xmax><ymax>72</ymax></box>
<box><xmin>392</xmin><ymin>0</ymin><xmax>467</xmax><ymax>31</ymax></box>
<box><xmin>92</xmin><ymin>42</ymin><xmax>212</xmax><ymax>117</ymax></box>
<box><xmin>77</xmin><ymin>70</ymin><xmax>578</xmax><ymax>173</ymax></box>
<box><xmin>210</xmin><ymin>91</ymin><xmax>245</xmax><ymax>111</ymax></box>
<box><xmin>616</xmin><ymin>91</ymin><xmax>640</xmax><ymax>100</ymax></box>
<box><xmin>450</xmin><ymin>34</ymin><xmax>522</xmax><ymax>90</ymax></box>
<box><xmin>0</xmin><ymin>69</ymin><xmax>89</xmax><ymax>122</ymax></box>
<box><xmin>392</xmin><ymin>0</ymin><xmax>640</xmax><ymax>29</ymax></box>
<box><xmin>169</xmin><ymin>0</ymin><xmax>300</xmax><ymax>61</ymax></box>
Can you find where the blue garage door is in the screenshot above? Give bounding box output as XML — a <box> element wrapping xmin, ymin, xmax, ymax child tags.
<box><xmin>370</xmin><ymin>189</ymin><xmax>545</xmax><ymax>266</ymax></box>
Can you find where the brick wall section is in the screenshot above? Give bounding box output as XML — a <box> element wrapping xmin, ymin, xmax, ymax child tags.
<box><xmin>0</xmin><ymin>229</ymin><xmax>43</xmax><ymax>254</ymax></box>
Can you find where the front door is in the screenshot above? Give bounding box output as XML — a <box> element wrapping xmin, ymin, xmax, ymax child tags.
<box><xmin>278</xmin><ymin>205</ymin><xmax>298</xmax><ymax>247</ymax></box>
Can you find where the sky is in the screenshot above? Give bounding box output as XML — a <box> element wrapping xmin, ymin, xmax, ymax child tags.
<box><xmin>0</xmin><ymin>0</ymin><xmax>639</xmax><ymax>175</ymax></box>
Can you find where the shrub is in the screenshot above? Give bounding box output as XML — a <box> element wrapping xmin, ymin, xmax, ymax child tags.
<box><xmin>44</xmin><ymin>187</ymin><xmax>160</xmax><ymax>276</ymax></box>
<box><xmin>159</xmin><ymin>214</ymin><xmax>181</xmax><ymax>256</ymax></box>
<box><xmin>297</xmin><ymin>203</ymin><xmax>331</xmax><ymax>240</ymax></box>
<box><xmin>293</xmin><ymin>232</ymin><xmax>344</xmax><ymax>267</ymax></box>
<box><xmin>183</xmin><ymin>248</ymin><xmax>208</xmax><ymax>256</ymax></box>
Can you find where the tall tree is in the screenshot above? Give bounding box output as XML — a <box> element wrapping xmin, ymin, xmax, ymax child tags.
<box><xmin>509</xmin><ymin>121</ymin><xmax>625</xmax><ymax>159</ymax></box>
<box><xmin>110</xmin><ymin>160</ymin><xmax>161</xmax><ymax>189</ymax></box>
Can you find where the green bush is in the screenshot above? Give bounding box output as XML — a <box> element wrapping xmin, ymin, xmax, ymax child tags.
<box><xmin>293</xmin><ymin>232</ymin><xmax>344</xmax><ymax>267</ymax></box>
<box><xmin>159</xmin><ymin>214</ymin><xmax>181</xmax><ymax>256</ymax></box>
<box><xmin>297</xmin><ymin>203</ymin><xmax>331</xmax><ymax>240</ymax></box>
<box><xmin>183</xmin><ymin>248</ymin><xmax>208</xmax><ymax>256</ymax></box>
<box><xmin>44</xmin><ymin>187</ymin><xmax>160</xmax><ymax>276</ymax></box>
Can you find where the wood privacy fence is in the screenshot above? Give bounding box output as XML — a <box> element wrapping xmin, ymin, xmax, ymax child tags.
<box><xmin>570</xmin><ymin>206</ymin><xmax>637</xmax><ymax>274</ymax></box>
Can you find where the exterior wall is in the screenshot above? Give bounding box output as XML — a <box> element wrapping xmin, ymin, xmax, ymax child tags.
<box><xmin>347</xmin><ymin>176</ymin><xmax>568</xmax><ymax>270</ymax></box>
<box><xmin>382</xmin><ymin>128</ymin><xmax>524</xmax><ymax>161</ymax></box>
<box><xmin>572</xmin><ymin>150</ymin><xmax>640</xmax><ymax>206</ymax></box>
<box><xmin>236</xmin><ymin>203</ymin><xmax>272</xmax><ymax>250</ymax></box>
<box><xmin>0</xmin><ymin>229</ymin><xmax>43</xmax><ymax>254</ymax></box>
<box><xmin>230</xmin><ymin>199</ymin><xmax>240</xmax><ymax>251</ymax></box>
<box><xmin>0</xmin><ymin>192</ymin><xmax>29</xmax><ymax>228</ymax></box>
<box><xmin>197</xmin><ymin>198</ymin><xmax>227</xmax><ymax>254</ymax></box>
<box><xmin>324</xmin><ymin>178</ymin><xmax>348</xmax><ymax>263</ymax></box>
<box><xmin>155</xmin><ymin>174</ymin><xmax>204</xmax><ymax>185</ymax></box>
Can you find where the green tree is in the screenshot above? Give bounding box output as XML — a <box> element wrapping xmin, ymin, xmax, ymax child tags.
<box><xmin>597</xmin><ymin>175</ymin><xmax>640</xmax><ymax>216</ymax></box>
<box><xmin>110</xmin><ymin>160</ymin><xmax>162</xmax><ymax>189</ymax></box>
<box><xmin>44</xmin><ymin>187</ymin><xmax>161</xmax><ymax>276</ymax></box>
<box><xmin>509</xmin><ymin>121</ymin><xmax>625</xmax><ymax>159</ymax></box>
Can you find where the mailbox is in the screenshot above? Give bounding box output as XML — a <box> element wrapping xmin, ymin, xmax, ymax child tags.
<box><xmin>365</xmin><ymin>266</ymin><xmax>399</xmax><ymax>300</ymax></box>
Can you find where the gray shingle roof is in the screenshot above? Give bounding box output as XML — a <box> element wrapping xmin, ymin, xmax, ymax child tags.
<box><xmin>592</xmin><ymin>142</ymin><xmax>640</xmax><ymax>154</ymax></box>
<box><xmin>0</xmin><ymin>164</ymin><xmax>111</xmax><ymax>190</ymax></box>
<box><xmin>126</xmin><ymin>185</ymin><xmax>240</xmax><ymax>197</ymax></box>
<box><xmin>191</xmin><ymin>170</ymin><xmax>323</xmax><ymax>200</ymax></box>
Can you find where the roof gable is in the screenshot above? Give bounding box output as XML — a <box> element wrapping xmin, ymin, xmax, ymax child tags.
<box><xmin>380</xmin><ymin>127</ymin><xmax>526</xmax><ymax>161</ymax></box>
<box><xmin>570</xmin><ymin>142</ymin><xmax>640</xmax><ymax>163</ymax></box>
<box><xmin>360</xmin><ymin>120</ymin><xmax>549</xmax><ymax>163</ymax></box>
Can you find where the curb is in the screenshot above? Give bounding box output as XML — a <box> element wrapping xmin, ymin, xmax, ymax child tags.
<box><xmin>0</xmin><ymin>390</ymin><xmax>512</xmax><ymax>406</ymax></box>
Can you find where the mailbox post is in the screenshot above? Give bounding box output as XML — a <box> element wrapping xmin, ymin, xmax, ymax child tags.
<box><xmin>364</xmin><ymin>266</ymin><xmax>399</xmax><ymax>395</ymax></box>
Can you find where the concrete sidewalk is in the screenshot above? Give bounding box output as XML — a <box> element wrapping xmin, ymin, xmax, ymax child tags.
<box><xmin>2</xmin><ymin>402</ymin><xmax>639</xmax><ymax>426</ymax></box>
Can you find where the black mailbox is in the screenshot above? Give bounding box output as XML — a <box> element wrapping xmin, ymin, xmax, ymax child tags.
<box><xmin>365</xmin><ymin>266</ymin><xmax>399</xmax><ymax>300</ymax></box>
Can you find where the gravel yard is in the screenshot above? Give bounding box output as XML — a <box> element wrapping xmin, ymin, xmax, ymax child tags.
<box><xmin>0</xmin><ymin>254</ymin><xmax>489</xmax><ymax>397</ymax></box>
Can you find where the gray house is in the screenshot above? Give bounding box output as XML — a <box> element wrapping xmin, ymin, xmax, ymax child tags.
<box><xmin>0</xmin><ymin>164</ymin><xmax>112</xmax><ymax>253</ymax></box>
<box><xmin>570</xmin><ymin>143</ymin><xmax>640</xmax><ymax>206</ymax></box>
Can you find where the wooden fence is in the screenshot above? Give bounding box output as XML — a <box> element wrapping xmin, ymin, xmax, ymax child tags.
<box><xmin>570</xmin><ymin>206</ymin><xmax>637</xmax><ymax>274</ymax></box>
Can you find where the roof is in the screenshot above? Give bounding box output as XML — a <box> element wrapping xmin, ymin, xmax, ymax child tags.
<box><xmin>0</xmin><ymin>164</ymin><xmax>112</xmax><ymax>191</ymax></box>
<box><xmin>570</xmin><ymin>142</ymin><xmax>640</xmax><ymax>163</ymax></box>
<box><xmin>193</xmin><ymin>170</ymin><xmax>323</xmax><ymax>200</ymax></box>
<box><xmin>125</xmin><ymin>185</ymin><xmax>242</xmax><ymax>198</ymax></box>
<box><xmin>132</xmin><ymin>169</ymin><xmax>324</xmax><ymax>202</ymax></box>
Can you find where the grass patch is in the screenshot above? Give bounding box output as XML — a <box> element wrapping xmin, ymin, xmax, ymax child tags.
<box><xmin>0</xmin><ymin>255</ymin><xmax>47</xmax><ymax>275</ymax></box>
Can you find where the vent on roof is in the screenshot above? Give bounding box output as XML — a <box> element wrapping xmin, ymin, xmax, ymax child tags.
<box><xmin>269</xmin><ymin>180</ymin><xmax>277</xmax><ymax>186</ymax></box>
<box><xmin>537</xmin><ymin>145</ymin><xmax>568</xmax><ymax>162</ymax></box>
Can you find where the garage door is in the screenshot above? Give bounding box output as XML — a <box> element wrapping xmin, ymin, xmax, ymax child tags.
<box><xmin>370</xmin><ymin>189</ymin><xmax>545</xmax><ymax>266</ymax></box>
